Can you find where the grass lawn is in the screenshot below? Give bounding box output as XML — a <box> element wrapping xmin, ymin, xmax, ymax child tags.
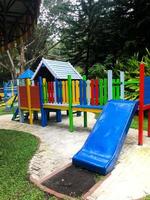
<box><xmin>0</xmin><ymin>105</ymin><xmax>12</xmax><ymax>115</ymax></box>
<box><xmin>131</xmin><ymin>115</ymin><xmax>148</xmax><ymax>130</ymax></box>
<box><xmin>0</xmin><ymin>129</ymin><xmax>54</xmax><ymax>200</ymax></box>
<box><xmin>145</xmin><ymin>196</ymin><xmax>150</xmax><ymax>200</ymax></box>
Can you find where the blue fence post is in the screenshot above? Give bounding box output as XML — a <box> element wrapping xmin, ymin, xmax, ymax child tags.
<box><xmin>56</xmin><ymin>109</ymin><xmax>62</xmax><ymax>122</ymax></box>
<box><xmin>55</xmin><ymin>79</ymin><xmax>59</xmax><ymax>103</ymax></box>
<box><xmin>59</xmin><ymin>80</ymin><xmax>62</xmax><ymax>104</ymax></box>
<box><xmin>79</xmin><ymin>79</ymin><xmax>83</xmax><ymax>105</ymax></box>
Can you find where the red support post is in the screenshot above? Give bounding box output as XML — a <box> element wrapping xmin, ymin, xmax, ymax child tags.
<box><xmin>148</xmin><ymin>110</ymin><xmax>150</xmax><ymax>137</ymax></box>
<box><xmin>138</xmin><ymin>63</ymin><xmax>145</xmax><ymax>145</ymax></box>
<box><xmin>51</xmin><ymin>82</ymin><xmax>54</xmax><ymax>103</ymax></box>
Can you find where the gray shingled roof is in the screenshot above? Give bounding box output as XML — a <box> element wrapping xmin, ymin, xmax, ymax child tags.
<box><xmin>32</xmin><ymin>58</ymin><xmax>82</xmax><ymax>80</ymax></box>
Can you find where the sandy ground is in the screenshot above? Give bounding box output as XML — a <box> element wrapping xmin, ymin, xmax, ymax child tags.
<box><xmin>0</xmin><ymin>113</ymin><xmax>150</xmax><ymax>200</ymax></box>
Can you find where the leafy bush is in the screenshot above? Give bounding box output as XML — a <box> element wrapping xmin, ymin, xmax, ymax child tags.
<box><xmin>88</xmin><ymin>63</ymin><xmax>107</xmax><ymax>79</ymax></box>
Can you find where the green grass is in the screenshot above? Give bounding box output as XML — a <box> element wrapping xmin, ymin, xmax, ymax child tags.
<box><xmin>96</xmin><ymin>113</ymin><xmax>148</xmax><ymax>131</ymax></box>
<box><xmin>131</xmin><ymin>115</ymin><xmax>148</xmax><ymax>130</ymax></box>
<box><xmin>144</xmin><ymin>196</ymin><xmax>150</xmax><ymax>200</ymax></box>
<box><xmin>0</xmin><ymin>106</ymin><xmax>12</xmax><ymax>115</ymax></box>
<box><xmin>0</xmin><ymin>129</ymin><xmax>54</xmax><ymax>200</ymax></box>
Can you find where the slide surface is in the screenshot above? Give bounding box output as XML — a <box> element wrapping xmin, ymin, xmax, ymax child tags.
<box><xmin>73</xmin><ymin>100</ymin><xmax>138</xmax><ymax>175</ymax></box>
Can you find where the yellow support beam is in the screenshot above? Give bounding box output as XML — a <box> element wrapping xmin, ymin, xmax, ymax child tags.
<box><xmin>72</xmin><ymin>107</ymin><xmax>102</xmax><ymax>113</ymax></box>
<box><xmin>43</xmin><ymin>104</ymin><xmax>69</xmax><ymax>111</ymax></box>
<box><xmin>20</xmin><ymin>107</ymin><xmax>40</xmax><ymax>111</ymax></box>
<box><xmin>72</xmin><ymin>81</ymin><xmax>76</xmax><ymax>104</ymax></box>
<box><xmin>75</xmin><ymin>80</ymin><xmax>80</xmax><ymax>104</ymax></box>
<box><xmin>62</xmin><ymin>81</ymin><xmax>66</xmax><ymax>103</ymax></box>
<box><xmin>66</xmin><ymin>81</ymin><xmax>68</xmax><ymax>103</ymax></box>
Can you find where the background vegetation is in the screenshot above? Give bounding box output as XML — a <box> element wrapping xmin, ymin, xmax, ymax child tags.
<box><xmin>0</xmin><ymin>0</ymin><xmax>149</xmax><ymax>86</ymax></box>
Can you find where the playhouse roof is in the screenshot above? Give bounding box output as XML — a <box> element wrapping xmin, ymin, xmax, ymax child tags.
<box><xmin>18</xmin><ymin>69</ymin><xmax>34</xmax><ymax>79</ymax></box>
<box><xmin>32</xmin><ymin>58</ymin><xmax>82</xmax><ymax>80</ymax></box>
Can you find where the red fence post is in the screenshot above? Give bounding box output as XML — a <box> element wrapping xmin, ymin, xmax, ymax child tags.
<box><xmin>138</xmin><ymin>63</ymin><xmax>145</xmax><ymax>145</ymax></box>
<box><xmin>95</xmin><ymin>79</ymin><xmax>99</xmax><ymax>105</ymax></box>
<box><xmin>90</xmin><ymin>79</ymin><xmax>95</xmax><ymax>105</ymax></box>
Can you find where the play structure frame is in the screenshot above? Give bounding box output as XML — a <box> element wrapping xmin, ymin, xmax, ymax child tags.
<box><xmin>14</xmin><ymin>62</ymin><xmax>150</xmax><ymax>146</ymax></box>
<box><xmin>138</xmin><ymin>63</ymin><xmax>150</xmax><ymax>145</ymax></box>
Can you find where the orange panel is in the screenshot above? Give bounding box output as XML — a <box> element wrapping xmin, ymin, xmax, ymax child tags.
<box><xmin>19</xmin><ymin>86</ymin><xmax>28</xmax><ymax>107</ymax></box>
<box><xmin>30</xmin><ymin>86</ymin><xmax>40</xmax><ymax>108</ymax></box>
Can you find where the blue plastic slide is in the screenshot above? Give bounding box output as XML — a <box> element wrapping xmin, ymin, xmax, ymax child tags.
<box><xmin>73</xmin><ymin>100</ymin><xmax>138</xmax><ymax>175</ymax></box>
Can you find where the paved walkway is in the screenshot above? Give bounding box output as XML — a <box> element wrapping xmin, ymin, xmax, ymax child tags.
<box><xmin>0</xmin><ymin>113</ymin><xmax>150</xmax><ymax>200</ymax></box>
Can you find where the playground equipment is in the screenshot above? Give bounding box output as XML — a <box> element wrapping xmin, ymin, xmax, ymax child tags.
<box><xmin>16</xmin><ymin>60</ymin><xmax>150</xmax><ymax>175</ymax></box>
<box><xmin>18</xmin><ymin>65</ymin><xmax>124</xmax><ymax>129</ymax></box>
<box><xmin>0</xmin><ymin>81</ymin><xmax>18</xmax><ymax>110</ymax></box>
<box><xmin>72</xmin><ymin>63</ymin><xmax>150</xmax><ymax>175</ymax></box>
<box><xmin>73</xmin><ymin>100</ymin><xmax>138</xmax><ymax>175</ymax></box>
<box><xmin>12</xmin><ymin>69</ymin><xmax>34</xmax><ymax>121</ymax></box>
<box><xmin>138</xmin><ymin>63</ymin><xmax>150</xmax><ymax>145</ymax></box>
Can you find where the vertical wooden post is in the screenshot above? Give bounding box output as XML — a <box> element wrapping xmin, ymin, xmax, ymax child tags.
<box><xmin>56</xmin><ymin>110</ymin><xmax>62</xmax><ymax>122</ymax></box>
<box><xmin>62</xmin><ymin>81</ymin><xmax>65</xmax><ymax>103</ymax></box>
<box><xmin>86</xmin><ymin>80</ymin><xmax>91</xmax><ymax>105</ymax></box>
<box><xmin>90</xmin><ymin>79</ymin><xmax>95</xmax><ymax>105</ymax></box>
<box><xmin>26</xmin><ymin>78</ymin><xmax>33</xmax><ymax>125</ymax></box>
<box><xmin>108</xmin><ymin>70</ymin><xmax>112</xmax><ymax>100</ymax></box>
<box><xmin>54</xmin><ymin>80</ymin><xmax>57</xmax><ymax>103</ymax></box>
<box><xmin>83</xmin><ymin>75</ymin><xmax>87</xmax><ymax>128</ymax></box>
<box><xmin>116</xmin><ymin>79</ymin><xmax>120</xmax><ymax>99</ymax></box>
<box><xmin>138</xmin><ymin>63</ymin><xmax>145</xmax><ymax>145</ymax></box>
<box><xmin>104</xmin><ymin>79</ymin><xmax>108</xmax><ymax>104</ymax></box>
<box><xmin>99</xmin><ymin>79</ymin><xmax>103</xmax><ymax>105</ymax></box>
<box><xmin>79</xmin><ymin>79</ymin><xmax>83</xmax><ymax>105</ymax></box>
<box><xmin>148</xmin><ymin>110</ymin><xmax>150</xmax><ymax>137</ymax></box>
<box><xmin>43</xmin><ymin>78</ymin><xmax>47</xmax><ymax>103</ymax></box>
<box><xmin>120</xmin><ymin>71</ymin><xmax>125</xmax><ymax>99</ymax></box>
<box><xmin>68</xmin><ymin>75</ymin><xmax>74</xmax><ymax>132</ymax></box>
<box><xmin>112</xmin><ymin>79</ymin><xmax>115</xmax><ymax>99</ymax></box>
<box><xmin>95</xmin><ymin>79</ymin><xmax>99</xmax><ymax>105</ymax></box>
<box><xmin>39</xmin><ymin>77</ymin><xmax>47</xmax><ymax>127</ymax></box>
<box><xmin>17</xmin><ymin>79</ymin><xmax>24</xmax><ymax>123</ymax></box>
<box><xmin>59</xmin><ymin>81</ymin><xmax>62</xmax><ymax>104</ymax></box>
<box><xmin>72</xmin><ymin>81</ymin><xmax>75</xmax><ymax>104</ymax></box>
<box><xmin>11</xmin><ymin>80</ymin><xmax>14</xmax><ymax>97</ymax></box>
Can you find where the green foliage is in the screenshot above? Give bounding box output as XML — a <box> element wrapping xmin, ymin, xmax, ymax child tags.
<box><xmin>75</xmin><ymin>66</ymin><xmax>84</xmax><ymax>75</ymax></box>
<box><xmin>88</xmin><ymin>64</ymin><xmax>107</xmax><ymax>79</ymax></box>
<box><xmin>0</xmin><ymin>130</ymin><xmax>53</xmax><ymax>200</ymax></box>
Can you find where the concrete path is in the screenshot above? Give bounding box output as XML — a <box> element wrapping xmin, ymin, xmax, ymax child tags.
<box><xmin>0</xmin><ymin>113</ymin><xmax>150</xmax><ymax>200</ymax></box>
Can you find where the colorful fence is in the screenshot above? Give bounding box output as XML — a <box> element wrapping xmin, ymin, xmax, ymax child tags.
<box><xmin>42</xmin><ymin>77</ymin><xmax>123</xmax><ymax>106</ymax></box>
<box><xmin>18</xmin><ymin>70</ymin><xmax>124</xmax><ymax>127</ymax></box>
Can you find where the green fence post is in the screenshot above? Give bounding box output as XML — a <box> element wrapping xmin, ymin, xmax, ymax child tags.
<box><xmin>45</xmin><ymin>81</ymin><xmax>48</xmax><ymax>102</ymax></box>
<box><xmin>112</xmin><ymin>79</ymin><xmax>115</xmax><ymax>99</ymax></box>
<box><xmin>116</xmin><ymin>79</ymin><xmax>120</xmax><ymax>99</ymax></box>
<box><xmin>68</xmin><ymin>75</ymin><xmax>74</xmax><ymax>132</ymax></box>
<box><xmin>99</xmin><ymin>79</ymin><xmax>104</xmax><ymax>105</ymax></box>
<box><xmin>83</xmin><ymin>75</ymin><xmax>87</xmax><ymax>128</ymax></box>
<box><xmin>104</xmin><ymin>79</ymin><xmax>108</xmax><ymax>104</ymax></box>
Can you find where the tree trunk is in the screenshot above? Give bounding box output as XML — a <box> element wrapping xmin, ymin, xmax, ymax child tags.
<box><xmin>20</xmin><ymin>43</ymin><xmax>26</xmax><ymax>73</ymax></box>
<box><xmin>7</xmin><ymin>50</ymin><xmax>16</xmax><ymax>81</ymax></box>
